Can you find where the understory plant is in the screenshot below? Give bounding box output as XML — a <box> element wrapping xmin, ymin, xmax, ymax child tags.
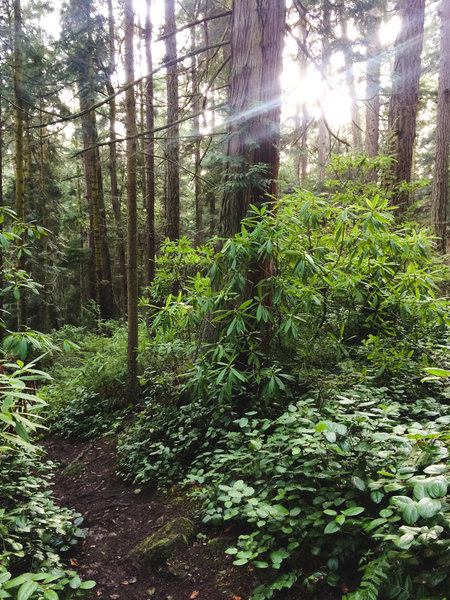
<box><xmin>0</xmin><ymin>207</ymin><xmax>95</xmax><ymax>599</ymax></box>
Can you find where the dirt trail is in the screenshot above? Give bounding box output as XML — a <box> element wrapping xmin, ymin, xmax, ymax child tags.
<box><xmin>43</xmin><ymin>437</ymin><xmax>251</xmax><ymax>600</ymax></box>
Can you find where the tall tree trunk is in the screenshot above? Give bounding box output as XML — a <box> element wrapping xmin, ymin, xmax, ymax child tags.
<box><xmin>165</xmin><ymin>0</ymin><xmax>180</xmax><ymax>240</ymax></box>
<box><xmin>364</xmin><ymin>14</ymin><xmax>381</xmax><ymax>182</ymax></box>
<box><xmin>432</xmin><ymin>0</ymin><xmax>450</xmax><ymax>253</ymax></box>
<box><xmin>124</xmin><ymin>0</ymin><xmax>139</xmax><ymax>401</ymax></box>
<box><xmin>107</xmin><ymin>0</ymin><xmax>127</xmax><ymax>313</ymax></box>
<box><xmin>80</xmin><ymin>25</ymin><xmax>114</xmax><ymax>321</ymax></box>
<box><xmin>13</xmin><ymin>0</ymin><xmax>26</xmax><ymax>329</ymax></box>
<box><xmin>191</xmin><ymin>27</ymin><xmax>203</xmax><ymax>245</ymax></box>
<box><xmin>388</xmin><ymin>0</ymin><xmax>425</xmax><ymax>212</ymax></box>
<box><xmin>145</xmin><ymin>0</ymin><xmax>156</xmax><ymax>287</ymax></box>
<box><xmin>317</xmin><ymin>0</ymin><xmax>331</xmax><ymax>182</ymax></box>
<box><xmin>219</xmin><ymin>0</ymin><xmax>285</xmax><ymax>237</ymax></box>
<box><xmin>338</xmin><ymin>6</ymin><xmax>362</xmax><ymax>151</ymax></box>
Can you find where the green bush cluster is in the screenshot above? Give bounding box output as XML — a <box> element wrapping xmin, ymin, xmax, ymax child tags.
<box><xmin>46</xmin><ymin>156</ymin><xmax>450</xmax><ymax>599</ymax></box>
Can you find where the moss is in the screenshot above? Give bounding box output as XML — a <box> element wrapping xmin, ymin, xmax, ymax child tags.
<box><xmin>62</xmin><ymin>460</ymin><xmax>85</xmax><ymax>477</ymax></box>
<box><xmin>127</xmin><ymin>517</ymin><xmax>195</xmax><ymax>567</ymax></box>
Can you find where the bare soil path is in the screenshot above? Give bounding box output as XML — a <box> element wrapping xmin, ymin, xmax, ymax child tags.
<box><xmin>43</xmin><ymin>437</ymin><xmax>254</xmax><ymax>600</ymax></box>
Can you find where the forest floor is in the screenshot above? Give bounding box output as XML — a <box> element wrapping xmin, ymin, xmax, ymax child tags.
<box><xmin>43</xmin><ymin>436</ymin><xmax>343</xmax><ymax>600</ymax></box>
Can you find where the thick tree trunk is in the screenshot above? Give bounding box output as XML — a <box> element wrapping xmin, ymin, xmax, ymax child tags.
<box><xmin>145</xmin><ymin>0</ymin><xmax>156</xmax><ymax>287</ymax></box>
<box><xmin>432</xmin><ymin>0</ymin><xmax>450</xmax><ymax>253</ymax></box>
<box><xmin>13</xmin><ymin>0</ymin><xmax>26</xmax><ymax>329</ymax></box>
<box><xmin>219</xmin><ymin>0</ymin><xmax>285</xmax><ymax>237</ymax></box>
<box><xmin>388</xmin><ymin>0</ymin><xmax>425</xmax><ymax>212</ymax></box>
<box><xmin>165</xmin><ymin>0</ymin><xmax>180</xmax><ymax>240</ymax></box>
<box><xmin>107</xmin><ymin>0</ymin><xmax>127</xmax><ymax>313</ymax></box>
<box><xmin>124</xmin><ymin>0</ymin><xmax>139</xmax><ymax>401</ymax></box>
<box><xmin>364</xmin><ymin>15</ymin><xmax>381</xmax><ymax>182</ymax></box>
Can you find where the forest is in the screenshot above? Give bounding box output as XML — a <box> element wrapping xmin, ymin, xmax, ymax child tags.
<box><xmin>0</xmin><ymin>0</ymin><xmax>449</xmax><ymax>598</ymax></box>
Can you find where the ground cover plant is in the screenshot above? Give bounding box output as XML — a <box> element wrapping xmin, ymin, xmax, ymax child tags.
<box><xmin>0</xmin><ymin>208</ymin><xmax>95</xmax><ymax>599</ymax></box>
<box><xmin>44</xmin><ymin>157</ymin><xmax>450</xmax><ymax>599</ymax></box>
<box><xmin>116</xmin><ymin>158</ymin><xmax>450</xmax><ymax>599</ymax></box>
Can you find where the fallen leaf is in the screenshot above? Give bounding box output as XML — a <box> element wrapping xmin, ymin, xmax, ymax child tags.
<box><xmin>233</xmin><ymin>596</ymin><xmax>242</xmax><ymax>600</ymax></box>
<box><xmin>121</xmin><ymin>581</ymin><xmax>129</xmax><ymax>585</ymax></box>
<box><xmin>190</xmin><ymin>592</ymin><xmax>199</xmax><ymax>599</ymax></box>
<box><xmin>69</xmin><ymin>558</ymin><xmax>80</xmax><ymax>566</ymax></box>
<box><xmin>128</xmin><ymin>577</ymin><xmax>137</xmax><ymax>584</ymax></box>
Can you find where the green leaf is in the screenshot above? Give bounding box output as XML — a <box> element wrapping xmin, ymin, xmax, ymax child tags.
<box><xmin>351</xmin><ymin>476</ymin><xmax>366</xmax><ymax>491</ymax></box>
<box><xmin>342</xmin><ymin>506</ymin><xmax>365</xmax><ymax>517</ymax></box>
<box><xmin>370</xmin><ymin>491</ymin><xmax>384</xmax><ymax>504</ymax></box>
<box><xmin>423</xmin><ymin>464</ymin><xmax>447</xmax><ymax>475</ymax></box>
<box><xmin>413</xmin><ymin>481</ymin><xmax>427</xmax><ymax>500</ymax></box>
<box><xmin>79</xmin><ymin>581</ymin><xmax>96</xmax><ymax>590</ymax></box>
<box><xmin>17</xmin><ymin>581</ymin><xmax>39</xmax><ymax>600</ymax></box>
<box><xmin>402</xmin><ymin>504</ymin><xmax>419</xmax><ymax>525</ymax></box>
<box><xmin>324</xmin><ymin>521</ymin><xmax>341</xmax><ymax>534</ymax></box>
<box><xmin>426</xmin><ymin>477</ymin><xmax>447</xmax><ymax>499</ymax></box>
<box><xmin>68</xmin><ymin>575</ymin><xmax>82</xmax><ymax>589</ymax></box>
<box><xmin>269</xmin><ymin>548</ymin><xmax>289</xmax><ymax>564</ymax></box>
<box><xmin>416</xmin><ymin>497</ymin><xmax>441</xmax><ymax>519</ymax></box>
<box><xmin>43</xmin><ymin>590</ymin><xmax>59</xmax><ymax>600</ymax></box>
<box><xmin>390</xmin><ymin>496</ymin><xmax>414</xmax><ymax>509</ymax></box>
<box><xmin>396</xmin><ymin>531</ymin><xmax>416</xmax><ymax>549</ymax></box>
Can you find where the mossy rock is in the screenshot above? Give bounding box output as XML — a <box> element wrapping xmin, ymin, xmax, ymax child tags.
<box><xmin>127</xmin><ymin>517</ymin><xmax>195</xmax><ymax>567</ymax></box>
<box><xmin>63</xmin><ymin>460</ymin><xmax>85</xmax><ymax>477</ymax></box>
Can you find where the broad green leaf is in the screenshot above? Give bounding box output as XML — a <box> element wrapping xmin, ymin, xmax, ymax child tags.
<box><xmin>370</xmin><ymin>491</ymin><xmax>384</xmax><ymax>504</ymax></box>
<box><xmin>17</xmin><ymin>581</ymin><xmax>39</xmax><ymax>600</ymax></box>
<box><xmin>342</xmin><ymin>506</ymin><xmax>365</xmax><ymax>517</ymax></box>
<box><xmin>324</xmin><ymin>521</ymin><xmax>341</xmax><ymax>534</ymax></box>
<box><xmin>416</xmin><ymin>497</ymin><xmax>441</xmax><ymax>519</ymax></box>
<box><xmin>390</xmin><ymin>496</ymin><xmax>414</xmax><ymax>508</ymax></box>
<box><xmin>68</xmin><ymin>575</ymin><xmax>82</xmax><ymax>589</ymax></box>
<box><xmin>269</xmin><ymin>548</ymin><xmax>289</xmax><ymax>564</ymax></box>
<box><xmin>351</xmin><ymin>476</ymin><xmax>366</xmax><ymax>491</ymax></box>
<box><xmin>402</xmin><ymin>504</ymin><xmax>419</xmax><ymax>525</ymax></box>
<box><xmin>79</xmin><ymin>581</ymin><xmax>96</xmax><ymax>590</ymax></box>
<box><xmin>423</xmin><ymin>464</ymin><xmax>447</xmax><ymax>475</ymax></box>
<box><xmin>426</xmin><ymin>477</ymin><xmax>447</xmax><ymax>499</ymax></box>
<box><xmin>413</xmin><ymin>481</ymin><xmax>427</xmax><ymax>500</ymax></box>
<box><xmin>395</xmin><ymin>532</ymin><xmax>415</xmax><ymax>549</ymax></box>
<box><xmin>43</xmin><ymin>590</ymin><xmax>59</xmax><ymax>600</ymax></box>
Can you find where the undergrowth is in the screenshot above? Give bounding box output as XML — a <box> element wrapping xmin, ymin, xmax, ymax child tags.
<box><xmin>46</xmin><ymin>156</ymin><xmax>450</xmax><ymax>600</ymax></box>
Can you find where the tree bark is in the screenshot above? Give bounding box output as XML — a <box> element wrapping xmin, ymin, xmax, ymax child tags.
<box><xmin>165</xmin><ymin>0</ymin><xmax>180</xmax><ymax>240</ymax></box>
<box><xmin>388</xmin><ymin>0</ymin><xmax>425</xmax><ymax>212</ymax></box>
<box><xmin>13</xmin><ymin>0</ymin><xmax>26</xmax><ymax>329</ymax></box>
<box><xmin>145</xmin><ymin>0</ymin><xmax>156</xmax><ymax>287</ymax></box>
<box><xmin>191</xmin><ymin>26</ymin><xmax>203</xmax><ymax>245</ymax></box>
<box><xmin>107</xmin><ymin>0</ymin><xmax>127</xmax><ymax>313</ymax></box>
<box><xmin>432</xmin><ymin>0</ymin><xmax>450</xmax><ymax>253</ymax></box>
<box><xmin>219</xmin><ymin>0</ymin><xmax>285</xmax><ymax>237</ymax></box>
<box><xmin>124</xmin><ymin>0</ymin><xmax>139</xmax><ymax>401</ymax></box>
<box><xmin>364</xmin><ymin>13</ymin><xmax>381</xmax><ymax>182</ymax></box>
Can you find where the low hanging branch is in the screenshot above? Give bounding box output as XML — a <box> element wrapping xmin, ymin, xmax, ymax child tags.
<box><xmin>27</xmin><ymin>40</ymin><xmax>230</xmax><ymax>130</ymax></box>
<box><xmin>155</xmin><ymin>10</ymin><xmax>231</xmax><ymax>41</ymax></box>
<box><xmin>70</xmin><ymin>110</ymin><xmax>205</xmax><ymax>158</ymax></box>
